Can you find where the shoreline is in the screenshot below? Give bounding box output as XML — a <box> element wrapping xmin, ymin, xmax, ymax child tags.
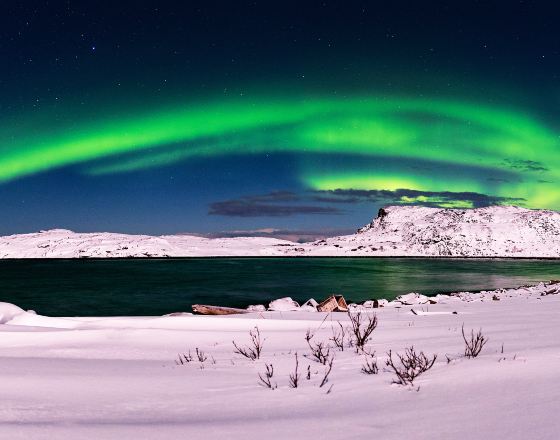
<box><xmin>0</xmin><ymin>280</ymin><xmax>559</xmax><ymax>439</ymax></box>
<box><xmin>232</xmin><ymin>280</ymin><xmax>560</xmax><ymax>314</ymax></box>
<box><xmin>1</xmin><ymin>280</ymin><xmax>558</xmax><ymax>320</ymax></box>
<box><xmin>2</xmin><ymin>255</ymin><xmax>560</xmax><ymax>260</ymax></box>
<box><xmin>1</xmin><ymin>257</ymin><xmax>558</xmax><ymax>316</ymax></box>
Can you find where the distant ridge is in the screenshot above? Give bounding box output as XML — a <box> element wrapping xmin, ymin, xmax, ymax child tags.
<box><xmin>1</xmin><ymin>205</ymin><xmax>559</xmax><ymax>258</ymax></box>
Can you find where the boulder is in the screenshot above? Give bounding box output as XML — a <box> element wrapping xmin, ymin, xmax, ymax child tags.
<box><xmin>246</xmin><ymin>304</ymin><xmax>266</xmax><ymax>312</ymax></box>
<box><xmin>268</xmin><ymin>297</ymin><xmax>300</xmax><ymax>311</ymax></box>
<box><xmin>394</xmin><ymin>292</ymin><xmax>430</xmax><ymax>305</ymax></box>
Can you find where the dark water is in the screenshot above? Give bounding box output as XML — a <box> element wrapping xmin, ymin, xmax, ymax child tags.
<box><xmin>0</xmin><ymin>258</ymin><xmax>558</xmax><ymax>316</ymax></box>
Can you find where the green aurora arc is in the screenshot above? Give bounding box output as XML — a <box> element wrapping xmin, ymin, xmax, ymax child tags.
<box><xmin>1</xmin><ymin>95</ymin><xmax>559</xmax><ymax>209</ymax></box>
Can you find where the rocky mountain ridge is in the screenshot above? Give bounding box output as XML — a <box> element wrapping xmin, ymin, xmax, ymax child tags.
<box><xmin>1</xmin><ymin>205</ymin><xmax>559</xmax><ymax>258</ymax></box>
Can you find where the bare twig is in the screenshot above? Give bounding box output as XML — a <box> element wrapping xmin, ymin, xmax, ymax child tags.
<box><xmin>233</xmin><ymin>326</ymin><xmax>264</xmax><ymax>360</ymax></box>
<box><xmin>176</xmin><ymin>347</ymin><xmax>209</xmax><ymax>365</ymax></box>
<box><xmin>462</xmin><ymin>324</ymin><xmax>488</xmax><ymax>358</ymax></box>
<box><xmin>305</xmin><ymin>329</ymin><xmax>314</xmax><ymax>343</ymax></box>
<box><xmin>307</xmin><ymin>341</ymin><xmax>331</xmax><ymax>364</ymax></box>
<box><xmin>305</xmin><ymin>329</ymin><xmax>331</xmax><ymax>364</ymax></box>
<box><xmin>175</xmin><ymin>350</ymin><xmax>193</xmax><ymax>365</ymax></box>
<box><xmin>361</xmin><ymin>351</ymin><xmax>379</xmax><ymax>375</ymax></box>
<box><xmin>289</xmin><ymin>353</ymin><xmax>300</xmax><ymax>388</ymax></box>
<box><xmin>348</xmin><ymin>311</ymin><xmax>378</xmax><ymax>351</ymax></box>
<box><xmin>258</xmin><ymin>363</ymin><xmax>276</xmax><ymax>389</ymax></box>
<box><xmin>386</xmin><ymin>347</ymin><xmax>437</xmax><ymax>386</ymax></box>
<box><xmin>330</xmin><ymin>321</ymin><xmax>347</xmax><ymax>351</ymax></box>
<box><xmin>195</xmin><ymin>348</ymin><xmax>208</xmax><ymax>362</ymax></box>
<box><xmin>319</xmin><ymin>356</ymin><xmax>334</xmax><ymax>387</ymax></box>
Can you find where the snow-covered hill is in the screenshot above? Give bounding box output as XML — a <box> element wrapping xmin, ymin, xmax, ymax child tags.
<box><xmin>0</xmin><ymin>229</ymin><xmax>291</xmax><ymax>258</ymax></box>
<box><xmin>304</xmin><ymin>205</ymin><xmax>560</xmax><ymax>257</ymax></box>
<box><xmin>1</xmin><ymin>205</ymin><xmax>560</xmax><ymax>258</ymax></box>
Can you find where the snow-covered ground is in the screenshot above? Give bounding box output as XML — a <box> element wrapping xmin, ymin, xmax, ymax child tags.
<box><xmin>1</xmin><ymin>205</ymin><xmax>560</xmax><ymax>258</ymax></box>
<box><xmin>1</xmin><ymin>281</ymin><xmax>559</xmax><ymax>439</ymax></box>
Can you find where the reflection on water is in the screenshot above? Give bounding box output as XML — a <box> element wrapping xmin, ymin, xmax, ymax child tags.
<box><xmin>0</xmin><ymin>258</ymin><xmax>558</xmax><ymax>316</ymax></box>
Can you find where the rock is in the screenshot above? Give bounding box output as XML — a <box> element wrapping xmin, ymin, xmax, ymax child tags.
<box><xmin>268</xmin><ymin>297</ymin><xmax>300</xmax><ymax>311</ymax></box>
<box><xmin>394</xmin><ymin>292</ymin><xmax>430</xmax><ymax>305</ymax></box>
<box><xmin>302</xmin><ymin>298</ymin><xmax>319</xmax><ymax>308</ymax></box>
<box><xmin>362</xmin><ymin>299</ymin><xmax>379</xmax><ymax>308</ymax></box>
<box><xmin>300</xmin><ymin>305</ymin><xmax>318</xmax><ymax>312</ymax></box>
<box><xmin>246</xmin><ymin>304</ymin><xmax>266</xmax><ymax>312</ymax></box>
<box><xmin>300</xmin><ymin>299</ymin><xmax>318</xmax><ymax>312</ymax></box>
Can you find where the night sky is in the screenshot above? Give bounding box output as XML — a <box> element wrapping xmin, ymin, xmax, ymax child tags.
<box><xmin>1</xmin><ymin>1</ymin><xmax>559</xmax><ymax>238</ymax></box>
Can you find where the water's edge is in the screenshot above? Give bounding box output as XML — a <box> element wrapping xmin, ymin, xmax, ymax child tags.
<box><xmin>2</xmin><ymin>256</ymin><xmax>560</xmax><ymax>260</ymax></box>
<box><xmin>1</xmin><ymin>257</ymin><xmax>558</xmax><ymax>316</ymax></box>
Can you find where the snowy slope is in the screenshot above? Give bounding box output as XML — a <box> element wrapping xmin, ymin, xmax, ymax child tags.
<box><xmin>0</xmin><ymin>282</ymin><xmax>559</xmax><ymax>439</ymax></box>
<box><xmin>0</xmin><ymin>229</ymin><xmax>290</xmax><ymax>258</ymax></box>
<box><xmin>1</xmin><ymin>205</ymin><xmax>560</xmax><ymax>258</ymax></box>
<box><xmin>303</xmin><ymin>205</ymin><xmax>560</xmax><ymax>257</ymax></box>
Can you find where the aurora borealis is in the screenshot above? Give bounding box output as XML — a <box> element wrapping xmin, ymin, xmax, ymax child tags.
<box><xmin>2</xmin><ymin>96</ymin><xmax>559</xmax><ymax>208</ymax></box>
<box><xmin>1</xmin><ymin>2</ymin><xmax>559</xmax><ymax>235</ymax></box>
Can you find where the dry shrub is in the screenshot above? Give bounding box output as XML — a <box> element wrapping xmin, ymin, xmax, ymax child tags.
<box><xmin>305</xmin><ymin>329</ymin><xmax>331</xmax><ymax>364</ymax></box>
<box><xmin>462</xmin><ymin>324</ymin><xmax>488</xmax><ymax>358</ymax></box>
<box><xmin>289</xmin><ymin>353</ymin><xmax>300</xmax><ymax>388</ymax></box>
<box><xmin>386</xmin><ymin>347</ymin><xmax>437</xmax><ymax>386</ymax></box>
<box><xmin>258</xmin><ymin>363</ymin><xmax>276</xmax><ymax>389</ymax></box>
<box><xmin>348</xmin><ymin>311</ymin><xmax>378</xmax><ymax>351</ymax></box>
<box><xmin>361</xmin><ymin>351</ymin><xmax>379</xmax><ymax>375</ymax></box>
<box><xmin>233</xmin><ymin>326</ymin><xmax>264</xmax><ymax>360</ymax></box>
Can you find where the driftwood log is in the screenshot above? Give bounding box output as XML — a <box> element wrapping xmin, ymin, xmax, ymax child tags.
<box><xmin>192</xmin><ymin>304</ymin><xmax>250</xmax><ymax>315</ymax></box>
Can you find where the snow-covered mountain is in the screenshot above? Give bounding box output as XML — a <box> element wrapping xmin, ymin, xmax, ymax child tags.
<box><xmin>304</xmin><ymin>205</ymin><xmax>560</xmax><ymax>257</ymax></box>
<box><xmin>2</xmin><ymin>205</ymin><xmax>560</xmax><ymax>258</ymax></box>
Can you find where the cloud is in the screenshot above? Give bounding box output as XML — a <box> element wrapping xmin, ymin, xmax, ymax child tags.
<box><xmin>311</xmin><ymin>188</ymin><xmax>525</xmax><ymax>208</ymax></box>
<box><xmin>209</xmin><ymin>192</ymin><xmax>343</xmax><ymax>217</ymax></box>
<box><xmin>239</xmin><ymin>191</ymin><xmax>300</xmax><ymax>202</ymax></box>
<box><xmin>210</xmin><ymin>187</ymin><xmax>526</xmax><ymax>217</ymax></box>
<box><xmin>209</xmin><ymin>201</ymin><xmax>341</xmax><ymax>217</ymax></box>
<box><xmin>486</xmin><ymin>177</ymin><xmax>516</xmax><ymax>183</ymax></box>
<box><xmin>502</xmin><ymin>159</ymin><xmax>549</xmax><ymax>172</ymax></box>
